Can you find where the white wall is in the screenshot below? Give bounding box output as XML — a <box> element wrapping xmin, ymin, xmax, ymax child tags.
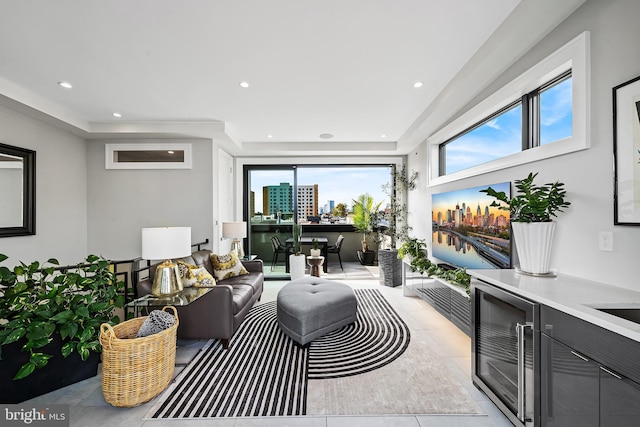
<box><xmin>0</xmin><ymin>104</ymin><xmax>88</xmax><ymax>265</ymax></box>
<box><xmin>86</xmin><ymin>138</ymin><xmax>215</xmax><ymax>260</ymax></box>
<box><xmin>408</xmin><ymin>0</ymin><xmax>640</xmax><ymax>290</ymax></box>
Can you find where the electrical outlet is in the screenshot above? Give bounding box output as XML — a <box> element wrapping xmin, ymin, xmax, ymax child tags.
<box><xmin>599</xmin><ymin>231</ymin><xmax>613</xmax><ymax>252</ymax></box>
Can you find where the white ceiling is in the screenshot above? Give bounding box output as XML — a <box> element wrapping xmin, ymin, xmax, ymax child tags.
<box><xmin>0</xmin><ymin>0</ymin><xmax>585</xmax><ymax>156</ymax></box>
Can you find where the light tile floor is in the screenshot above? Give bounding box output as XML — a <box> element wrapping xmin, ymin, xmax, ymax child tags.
<box><xmin>24</xmin><ymin>265</ymin><xmax>513</xmax><ymax>427</ymax></box>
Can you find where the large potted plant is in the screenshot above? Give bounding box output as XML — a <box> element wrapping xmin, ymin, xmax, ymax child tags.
<box><xmin>0</xmin><ymin>253</ymin><xmax>125</xmax><ymax>403</ymax></box>
<box><xmin>352</xmin><ymin>193</ymin><xmax>381</xmax><ymax>266</ymax></box>
<box><xmin>481</xmin><ymin>172</ymin><xmax>571</xmax><ymax>275</ymax></box>
<box><xmin>377</xmin><ymin>166</ymin><xmax>419</xmax><ymax>286</ymax></box>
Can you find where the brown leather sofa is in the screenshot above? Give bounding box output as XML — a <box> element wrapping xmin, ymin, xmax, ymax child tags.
<box><xmin>136</xmin><ymin>250</ymin><xmax>264</xmax><ymax>349</ymax></box>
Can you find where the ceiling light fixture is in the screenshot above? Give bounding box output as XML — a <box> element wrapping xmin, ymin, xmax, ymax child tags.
<box><xmin>239</xmin><ymin>81</ymin><xmax>250</xmax><ymax>88</ymax></box>
<box><xmin>267</xmin><ymin>134</ymin><xmax>274</xmax><ymax>138</ymax></box>
<box><xmin>58</xmin><ymin>81</ymin><xmax>73</xmax><ymax>89</ymax></box>
<box><xmin>380</xmin><ymin>134</ymin><xmax>387</xmax><ymax>138</ymax></box>
<box><xmin>413</xmin><ymin>81</ymin><xmax>423</xmax><ymax>88</ymax></box>
<box><xmin>319</xmin><ymin>133</ymin><xmax>333</xmax><ymax>139</ymax></box>
<box><xmin>112</xmin><ymin>112</ymin><xmax>122</xmax><ymax>118</ymax></box>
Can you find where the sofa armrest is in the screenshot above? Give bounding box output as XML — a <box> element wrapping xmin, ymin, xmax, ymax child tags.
<box><xmin>241</xmin><ymin>259</ymin><xmax>264</xmax><ymax>274</ymax></box>
<box><xmin>175</xmin><ymin>284</ymin><xmax>236</xmax><ymax>339</ymax></box>
<box><xmin>137</xmin><ymin>278</ymin><xmax>153</xmax><ymax>298</ymax></box>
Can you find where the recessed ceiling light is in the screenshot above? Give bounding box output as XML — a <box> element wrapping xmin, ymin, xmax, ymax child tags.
<box><xmin>239</xmin><ymin>81</ymin><xmax>250</xmax><ymax>88</ymax></box>
<box><xmin>380</xmin><ymin>134</ymin><xmax>387</xmax><ymax>138</ymax></box>
<box><xmin>112</xmin><ymin>112</ymin><xmax>122</xmax><ymax>118</ymax></box>
<box><xmin>413</xmin><ymin>81</ymin><xmax>423</xmax><ymax>88</ymax></box>
<box><xmin>58</xmin><ymin>81</ymin><xmax>73</xmax><ymax>89</ymax></box>
<box><xmin>319</xmin><ymin>133</ymin><xmax>333</xmax><ymax>139</ymax></box>
<box><xmin>168</xmin><ymin>150</ymin><xmax>175</xmax><ymax>154</ymax></box>
<box><xmin>267</xmin><ymin>134</ymin><xmax>274</xmax><ymax>138</ymax></box>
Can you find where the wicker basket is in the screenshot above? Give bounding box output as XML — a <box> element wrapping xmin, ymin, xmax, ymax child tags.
<box><xmin>100</xmin><ymin>305</ymin><xmax>178</xmax><ymax>407</ymax></box>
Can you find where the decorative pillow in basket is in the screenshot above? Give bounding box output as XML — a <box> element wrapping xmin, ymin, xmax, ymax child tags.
<box><xmin>99</xmin><ymin>306</ymin><xmax>179</xmax><ymax>407</ymax></box>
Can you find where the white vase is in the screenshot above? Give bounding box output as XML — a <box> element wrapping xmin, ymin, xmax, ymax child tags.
<box><xmin>289</xmin><ymin>254</ymin><xmax>306</xmax><ymax>280</ymax></box>
<box><xmin>512</xmin><ymin>222</ymin><xmax>556</xmax><ymax>275</ymax></box>
<box><xmin>310</xmin><ymin>249</ymin><xmax>322</xmax><ymax>257</ymax></box>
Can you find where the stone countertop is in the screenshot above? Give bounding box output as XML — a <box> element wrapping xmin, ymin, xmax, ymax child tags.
<box><xmin>468</xmin><ymin>269</ymin><xmax>640</xmax><ymax>343</ymax></box>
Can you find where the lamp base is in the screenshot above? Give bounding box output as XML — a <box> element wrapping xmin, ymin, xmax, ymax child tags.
<box><xmin>151</xmin><ymin>260</ymin><xmax>184</xmax><ymax>296</ymax></box>
<box><xmin>231</xmin><ymin>239</ymin><xmax>245</xmax><ymax>258</ymax></box>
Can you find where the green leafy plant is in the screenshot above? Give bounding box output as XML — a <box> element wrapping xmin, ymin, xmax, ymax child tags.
<box><xmin>397</xmin><ymin>237</ymin><xmax>427</xmax><ymax>264</ymax></box>
<box><xmin>352</xmin><ymin>193</ymin><xmax>382</xmax><ymax>252</ymax></box>
<box><xmin>311</xmin><ymin>238</ymin><xmax>319</xmax><ymax>250</ymax></box>
<box><xmin>0</xmin><ymin>254</ymin><xmax>124</xmax><ymax>379</ymax></box>
<box><xmin>379</xmin><ymin>165</ymin><xmax>419</xmax><ymax>247</ymax></box>
<box><xmin>480</xmin><ymin>172</ymin><xmax>570</xmax><ymax>222</ymax></box>
<box><xmin>397</xmin><ymin>238</ymin><xmax>471</xmax><ymax>299</ymax></box>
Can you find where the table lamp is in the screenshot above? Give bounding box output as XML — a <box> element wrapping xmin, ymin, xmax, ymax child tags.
<box><xmin>222</xmin><ymin>221</ymin><xmax>247</xmax><ymax>258</ymax></box>
<box><xmin>141</xmin><ymin>227</ymin><xmax>191</xmax><ymax>296</ymax></box>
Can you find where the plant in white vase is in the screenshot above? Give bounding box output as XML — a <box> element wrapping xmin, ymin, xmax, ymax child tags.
<box><xmin>310</xmin><ymin>238</ymin><xmax>321</xmax><ymax>257</ymax></box>
<box><xmin>289</xmin><ymin>223</ymin><xmax>306</xmax><ymax>280</ymax></box>
<box><xmin>481</xmin><ymin>172</ymin><xmax>570</xmax><ymax>275</ymax></box>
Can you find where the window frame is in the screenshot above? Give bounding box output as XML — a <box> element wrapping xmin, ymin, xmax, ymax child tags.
<box><xmin>427</xmin><ymin>31</ymin><xmax>590</xmax><ymax>186</ymax></box>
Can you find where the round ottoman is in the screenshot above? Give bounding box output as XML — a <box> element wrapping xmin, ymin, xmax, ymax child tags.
<box><xmin>277</xmin><ymin>277</ymin><xmax>357</xmax><ymax>346</ymax></box>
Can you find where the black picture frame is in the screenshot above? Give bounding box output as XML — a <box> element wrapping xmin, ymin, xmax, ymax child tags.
<box><xmin>613</xmin><ymin>74</ymin><xmax>640</xmax><ymax>225</ymax></box>
<box><xmin>0</xmin><ymin>142</ymin><xmax>36</xmax><ymax>237</ymax></box>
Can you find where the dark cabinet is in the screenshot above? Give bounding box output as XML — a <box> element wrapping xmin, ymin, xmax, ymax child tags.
<box><xmin>541</xmin><ymin>334</ymin><xmax>599</xmax><ymax>427</ymax></box>
<box><xmin>600</xmin><ymin>365</ymin><xmax>640</xmax><ymax>426</ymax></box>
<box><xmin>412</xmin><ymin>275</ymin><xmax>470</xmax><ymax>336</ymax></box>
<box><xmin>541</xmin><ymin>306</ymin><xmax>640</xmax><ymax>427</ymax></box>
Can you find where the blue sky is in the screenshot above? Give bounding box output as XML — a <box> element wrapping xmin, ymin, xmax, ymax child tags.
<box><xmin>446</xmin><ymin>78</ymin><xmax>573</xmax><ymax>174</ymax></box>
<box><xmin>249</xmin><ymin>166</ymin><xmax>391</xmax><ymax>212</ymax></box>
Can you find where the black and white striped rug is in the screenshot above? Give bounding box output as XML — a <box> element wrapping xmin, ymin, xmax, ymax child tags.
<box><xmin>146</xmin><ymin>288</ymin><xmax>410</xmax><ymax>418</ymax></box>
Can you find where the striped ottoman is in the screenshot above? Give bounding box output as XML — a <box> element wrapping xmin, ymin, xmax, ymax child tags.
<box><xmin>277</xmin><ymin>277</ymin><xmax>357</xmax><ymax>346</ymax></box>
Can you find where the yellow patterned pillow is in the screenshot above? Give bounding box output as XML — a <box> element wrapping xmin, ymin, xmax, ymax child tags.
<box><xmin>177</xmin><ymin>261</ymin><xmax>216</xmax><ymax>288</ymax></box>
<box><xmin>210</xmin><ymin>251</ymin><xmax>248</xmax><ymax>280</ymax></box>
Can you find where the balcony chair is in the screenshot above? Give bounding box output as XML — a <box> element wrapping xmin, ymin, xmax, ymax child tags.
<box><xmin>326</xmin><ymin>234</ymin><xmax>344</xmax><ymax>271</ymax></box>
<box><xmin>270</xmin><ymin>235</ymin><xmax>291</xmax><ymax>271</ymax></box>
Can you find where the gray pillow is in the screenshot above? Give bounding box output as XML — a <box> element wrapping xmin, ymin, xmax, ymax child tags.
<box><xmin>136</xmin><ymin>309</ymin><xmax>176</xmax><ymax>338</ymax></box>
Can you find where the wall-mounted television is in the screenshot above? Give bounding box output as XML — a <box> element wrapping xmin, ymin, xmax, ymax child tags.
<box><xmin>431</xmin><ymin>182</ymin><xmax>511</xmax><ymax>270</ymax></box>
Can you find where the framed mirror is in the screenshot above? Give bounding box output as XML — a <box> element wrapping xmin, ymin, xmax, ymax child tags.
<box><xmin>0</xmin><ymin>143</ymin><xmax>35</xmax><ymax>237</ymax></box>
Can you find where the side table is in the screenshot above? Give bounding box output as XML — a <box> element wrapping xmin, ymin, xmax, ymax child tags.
<box><xmin>126</xmin><ymin>287</ymin><xmax>213</xmax><ymax>317</ymax></box>
<box><xmin>307</xmin><ymin>256</ymin><xmax>325</xmax><ymax>277</ymax></box>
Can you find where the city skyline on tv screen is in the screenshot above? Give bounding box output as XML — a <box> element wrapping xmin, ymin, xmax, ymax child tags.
<box><xmin>431</xmin><ymin>182</ymin><xmax>511</xmax><ymax>270</ymax></box>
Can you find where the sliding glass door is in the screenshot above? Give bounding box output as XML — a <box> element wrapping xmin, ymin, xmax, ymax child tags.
<box><xmin>246</xmin><ymin>166</ymin><xmax>296</xmax><ymax>279</ymax></box>
<box><xmin>244</xmin><ymin>164</ymin><xmax>392</xmax><ymax>279</ymax></box>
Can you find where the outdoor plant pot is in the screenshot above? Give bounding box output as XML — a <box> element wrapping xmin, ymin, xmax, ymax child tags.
<box><xmin>357</xmin><ymin>250</ymin><xmax>376</xmax><ymax>266</ymax></box>
<box><xmin>379</xmin><ymin>248</ymin><xmax>402</xmax><ymax>287</ymax></box>
<box><xmin>289</xmin><ymin>254</ymin><xmax>306</xmax><ymax>280</ymax></box>
<box><xmin>0</xmin><ymin>334</ymin><xmax>100</xmax><ymax>404</ymax></box>
<box><xmin>512</xmin><ymin>222</ymin><xmax>556</xmax><ymax>275</ymax></box>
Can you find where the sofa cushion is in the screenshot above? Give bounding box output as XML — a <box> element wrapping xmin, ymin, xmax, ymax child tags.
<box><xmin>211</xmin><ymin>251</ymin><xmax>248</xmax><ymax>280</ymax></box>
<box><xmin>222</xmin><ymin>272</ymin><xmax>263</xmax><ymax>296</ymax></box>
<box><xmin>177</xmin><ymin>261</ymin><xmax>216</xmax><ymax>288</ymax></box>
<box><xmin>231</xmin><ymin>285</ymin><xmax>254</xmax><ymax>314</ymax></box>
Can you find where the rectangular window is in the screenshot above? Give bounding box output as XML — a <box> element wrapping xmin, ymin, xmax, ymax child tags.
<box><xmin>539</xmin><ymin>73</ymin><xmax>573</xmax><ymax>145</ymax></box>
<box><xmin>105</xmin><ymin>143</ymin><xmax>192</xmax><ymax>169</ymax></box>
<box><xmin>442</xmin><ymin>101</ymin><xmax>523</xmax><ymax>175</ymax></box>
<box><xmin>428</xmin><ymin>32</ymin><xmax>589</xmax><ymax>186</ymax></box>
<box><xmin>440</xmin><ymin>72</ymin><xmax>572</xmax><ymax>175</ymax></box>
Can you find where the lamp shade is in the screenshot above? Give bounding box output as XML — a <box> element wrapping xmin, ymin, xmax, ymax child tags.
<box><xmin>222</xmin><ymin>221</ymin><xmax>247</xmax><ymax>239</ymax></box>
<box><xmin>141</xmin><ymin>227</ymin><xmax>191</xmax><ymax>260</ymax></box>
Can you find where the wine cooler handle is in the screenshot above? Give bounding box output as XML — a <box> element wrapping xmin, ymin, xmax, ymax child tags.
<box><xmin>516</xmin><ymin>322</ymin><xmax>533</xmax><ymax>422</ymax></box>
